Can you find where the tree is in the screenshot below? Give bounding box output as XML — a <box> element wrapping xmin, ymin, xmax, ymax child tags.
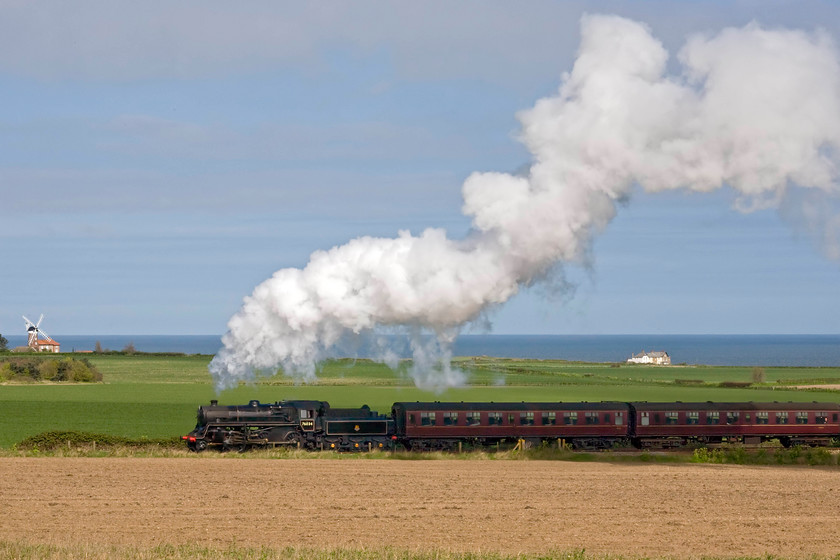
<box><xmin>94</xmin><ymin>340</ymin><xmax>103</xmax><ymax>353</ymax></box>
<box><xmin>0</xmin><ymin>333</ymin><xmax>8</xmax><ymax>352</ymax></box>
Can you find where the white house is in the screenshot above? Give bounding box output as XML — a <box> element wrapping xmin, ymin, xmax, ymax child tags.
<box><xmin>34</xmin><ymin>339</ymin><xmax>61</xmax><ymax>353</ymax></box>
<box><xmin>627</xmin><ymin>350</ymin><xmax>670</xmax><ymax>365</ymax></box>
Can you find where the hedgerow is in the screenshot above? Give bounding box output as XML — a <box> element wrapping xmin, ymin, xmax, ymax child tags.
<box><xmin>0</xmin><ymin>356</ymin><xmax>102</xmax><ymax>383</ymax></box>
<box><xmin>16</xmin><ymin>430</ymin><xmax>181</xmax><ymax>451</ymax></box>
<box><xmin>691</xmin><ymin>445</ymin><xmax>837</xmax><ymax>466</ymax></box>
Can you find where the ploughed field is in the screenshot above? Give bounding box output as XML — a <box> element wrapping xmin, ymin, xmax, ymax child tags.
<box><xmin>1</xmin><ymin>457</ymin><xmax>838</xmax><ymax>558</ymax></box>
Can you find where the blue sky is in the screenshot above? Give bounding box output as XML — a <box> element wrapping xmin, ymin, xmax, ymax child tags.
<box><xmin>2</xmin><ymin>1</ymin><xmax>840</xmax><ymax>338</ymax></box>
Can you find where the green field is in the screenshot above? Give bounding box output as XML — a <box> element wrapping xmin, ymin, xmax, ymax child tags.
<box><xmin>1</xmin><ymin>353</ymin><xmax>840</xmax><ymax>448</ymax></box>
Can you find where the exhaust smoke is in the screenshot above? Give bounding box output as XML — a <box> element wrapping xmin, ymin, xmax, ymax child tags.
<box><xmin>210</xmin><ymin>15</ymin><xmax>840</xmax><ymax>392</ymax></box>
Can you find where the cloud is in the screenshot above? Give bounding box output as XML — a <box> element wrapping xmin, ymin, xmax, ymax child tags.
<box><xmin>0</xmin><ymin>1</ymin><xmax>594</xmax><ymax>85</ymax></box>
<box><xmin>3</xmin><ymin>2</ymin><xmax>838</xmax><ymax>92</ymax></box>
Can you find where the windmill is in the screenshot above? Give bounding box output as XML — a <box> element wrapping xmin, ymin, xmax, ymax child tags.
<box><xmin>22</xmin><ymin>314</ymin><xmax>57</xmax><ymax>351</ymax></box>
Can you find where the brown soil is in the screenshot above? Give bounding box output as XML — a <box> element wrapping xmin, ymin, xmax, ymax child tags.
<box><xmin>1</xmin><ymin>458</ymin><xmax>838</xmax><ymax>558</ymax></box>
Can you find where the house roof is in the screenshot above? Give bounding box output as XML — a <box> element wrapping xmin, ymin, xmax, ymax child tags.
<box><xmin>35</xmin><ymin>339</ymin><xmax>60</xmax><ymax>346</ymax></box>
<box><xmin>631</xmin><ymin>350</ymin><xmax>669</xmax><ymax>358</ymax></box>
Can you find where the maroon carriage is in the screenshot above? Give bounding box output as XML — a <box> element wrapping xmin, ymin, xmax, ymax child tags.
<box><xmin>630</xmin><ymin>401</ymin><xmax>840</xmax><ymax>448</ymax></box>
<box><xmin>392</xmin><ymin>401</ymin><xmax>631</xmax><ymax>450</ymax></box>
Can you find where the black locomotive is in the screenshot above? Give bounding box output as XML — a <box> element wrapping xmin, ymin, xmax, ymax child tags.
<box><xmin>182</xmin><ymin>399</ymin><xmax>394</xmax><ymax>452</ymax></box>
<box><xmin>183</xmin><ymin>398</ymin><xmax>840</xmax><ymax>451</ymax></box>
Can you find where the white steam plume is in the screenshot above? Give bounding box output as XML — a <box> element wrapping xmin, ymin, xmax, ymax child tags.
<box><xmin>210</xmin><ymin>15</ymin><xmax>840</xmax><ymax>391</ymax></box>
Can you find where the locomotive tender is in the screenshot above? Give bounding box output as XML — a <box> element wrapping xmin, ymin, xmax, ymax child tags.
<box><xmin>183</xmin><ymin>399</ymin><xmax>840</xmax><ymax>451</ymax></box>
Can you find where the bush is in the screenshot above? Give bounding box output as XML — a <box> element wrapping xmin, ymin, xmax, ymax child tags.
<box><xmin>38</xmin><ymin>360</ymin><xmax>59</xmax><ymax>380</ymax></box>
<box><xmin>718</xmin><ymin>381</ymin><xmax>752</xmax><ymax>388</ymax></box>
<box><xmin>691</xmin><ymin>447</ymin><xmax>725</xmax><ymax>463</ymax></box>
<box><xmin>806</xmin><ymin>447</ymin><xmax>833</xmax><ymax>466</ymax></box>
<box><xmin>776</xmin><ymin>446</ymin><xmax>801</xmax><ymax>464</ymax></box>
<box><xmin>0</xmin><ymin>357</ymin><xmax>101</xmax><ymax>383</ymax></box>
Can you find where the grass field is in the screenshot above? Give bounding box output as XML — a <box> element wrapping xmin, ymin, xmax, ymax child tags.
<box><xmin>1</xmin><ymin>353</ymin><xmax>840</xmax><ymax>448</ymax></box>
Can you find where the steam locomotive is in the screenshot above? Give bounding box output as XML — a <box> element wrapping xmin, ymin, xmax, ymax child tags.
<box><xmin>182</xmin><ymin>398</ymin><xmax>840</xmax><ymax>451</ymax></box>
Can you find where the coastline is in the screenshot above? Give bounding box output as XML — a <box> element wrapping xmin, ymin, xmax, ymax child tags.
<box><xmin>3</xmin><ymin>333</ymin><xmax>840</xmax><ymax>367</ymax></box>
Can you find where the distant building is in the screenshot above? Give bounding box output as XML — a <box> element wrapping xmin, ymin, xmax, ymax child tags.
<box><xmin>22</xmin><ymin>314</ymin><xmax>60</xmax><ymax>353</ymax></box>
<box><xmin>627</xmin><ymin>350</ymin><xmax>670</xmax><ymax>365</ymax></box>
<box><xmin>32</xmin><ymin>339</ymin><xmax>60</xmax><ymax>353</ymax></box>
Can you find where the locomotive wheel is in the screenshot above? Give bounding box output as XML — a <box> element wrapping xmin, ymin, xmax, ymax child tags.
<box><xmin>284</xmin><ymin>432</ymin><xmax>302</xmax><ymax>447</ymax></box>
<box><xmin>194</xmin><ymin>439</ymin><xmax>208</xmax><ymax>452</ymax></box>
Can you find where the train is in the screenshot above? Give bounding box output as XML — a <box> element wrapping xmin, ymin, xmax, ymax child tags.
<box><xmin>182</xmin><ymin>398</ymin><xmax>840</xmax><ymax>452</ymax></box>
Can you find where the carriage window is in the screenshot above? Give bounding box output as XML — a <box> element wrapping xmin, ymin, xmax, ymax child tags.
<box><xmin>443</xmin><ymin>412</ymin><xmax>457</xmax><ymax>426</ymax></box>
<box><xmin>796</xmin><ymin>412</ymin><xmax>809</xmax><ymax>424</ymax></box>
<box><xmin>466</xmin><ymin>412</ymin><xmax>481</xmax><ymax>426</ymax></box>
<box><xmin>776</xmin><ymin>412</ymin><xmax>788</xmax><ymax>424</ymax></box>
<box><xmin>585</xmin><ymin>412</ymin><xmax>599</xmax><ymax>425</ymax></box>
<box><xmin>816</xmin><ymin>412</ymin><xmax>828</xmax><ymax>425</ymax></box>
<box><xmin>834</xmin><ymin>413</ymin><xmax>838</xmax><ymax>422</ymax></box>
<box><xmin>604</xmin><ymin>413</ymin><xmax>611</xmax><ymax>424</ymax></box>
<box><xmin>726</xmin><ymin>412</ymin><xmax>739</xmax><ymax>425</ymax></box>
<box><xmin>686</xmin><ymin>411</ymin><xmax>699</xmax><ymax>425</ymax></box>
<box><xmin>615</xmin><ymin>411</ymin><xmax>624</xmax><ymax>425</ymax></box>
<box><xmin>520</xmin><ymin>412</ymin><xmax>535</xmax><ymax>426</ymax></box>
<box><xmin>756</xmin><ymin>412</ymin><xmax>769</xmax><ymax>424</ymax></box>
<box><xmin>541</xmin><ymin>411</ymin><xmax>556</xmax><ymax>425</ymax></box>
<box><xmin>564</xmin><ymin>412</ymin><xmax>578</xmax><ymax>425</ymax></box>
<box><xmin>409</xmin><ymin>414</ymin><xmax>415</xmax><ymax>425</ymax></box>
<box><xmin>665</xmin><ymin>412</ymin><xmax>679</xmax><ymax>425</ymax></box>
<box><xmin>508</xmin><ymin>413</ymin><xmax>515</xmax><ymax>425</ymax></box>
<box><xmin>654</xmin><ymin>414</ymin><xmax>660</xmax><ymax>424</ymax></box>
<box><xmin>420</xmin><ymin>412</ymin><xmax>435</xmax><ymax>426</ymax></box>
<box><xmin>641</xmin><ymin>412</ymin><xmax>650</xmax><ymax>426</ymax></box>
<box><xmin>706</xmin><ymin>411</ymin><xmax>719</xmax><ymax>425</ymax></box>
<box><xmin>488</xmin><ymin>412</ymin><xmax>502</xmax><ymax>426</ymax></box>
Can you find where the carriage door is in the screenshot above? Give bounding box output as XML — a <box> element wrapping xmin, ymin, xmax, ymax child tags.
<box><xmin>641</xmin><ymin>412</ymin><xmax>650</xmax><ymax>426</ymax></box>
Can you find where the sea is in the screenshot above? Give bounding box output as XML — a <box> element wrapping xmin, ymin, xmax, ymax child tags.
<box><xmin>4</xmin><ymin>334</ymin><xmax>840</xmax><ymax>367</ymax></box>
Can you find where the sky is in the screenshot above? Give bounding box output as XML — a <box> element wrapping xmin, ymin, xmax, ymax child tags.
<box><xmin>3</xmin><ymin>0</ymin><xmax>840</xmax><ymax>340</ymax></box>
